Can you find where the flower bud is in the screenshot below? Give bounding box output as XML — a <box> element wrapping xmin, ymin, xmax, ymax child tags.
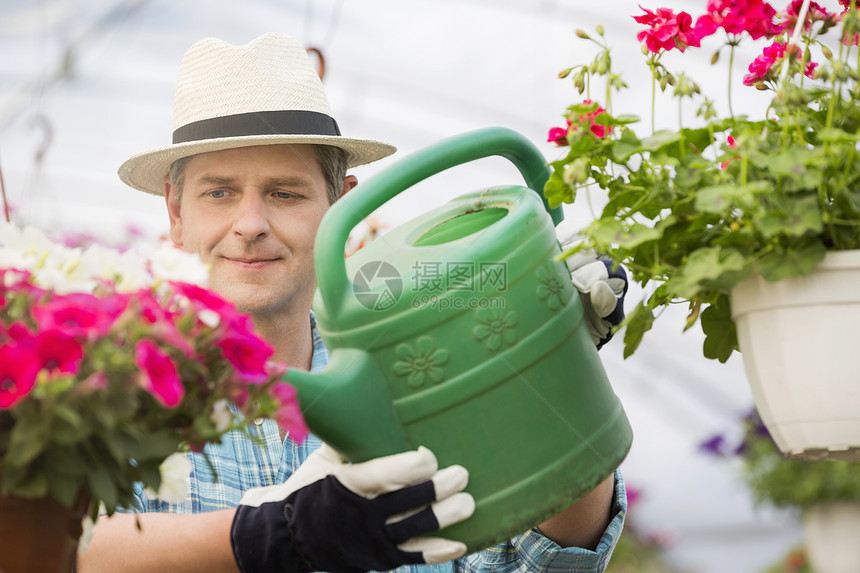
<box><xmin>575</xmin><ymin>29</ymin><xmax>589</xmax><ymax>39</ymax></box>
<box><xmin>821</xmin><ymin>45</ymin><xmax>833</xmax><ymax>60</ymax></box>
<box><xmin>573</xmin><ymin>70</ymin><xmax>586</xmax><ymax>93</ymax></box>
<box><xmin>563</xmin><ymin>157</ymin><xmax>589</xmax><ymax>185</ymax></box>
<box><xmin>711</xmin><ymin>50</ymin><xmax>720</xmax><ymax>65</ymax></box>
<box><xmin>595</xmin><ymin>24</ymin><xmax>604</xmax><ymax>36</ymax></box>
<box><xmin>558</xmin><ymin>67</ymin><xmax>573</xmax><ymax>79</ymax></box>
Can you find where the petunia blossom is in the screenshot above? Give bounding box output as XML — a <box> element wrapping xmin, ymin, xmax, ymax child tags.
<box><xmin>32</xmin><ymin>292</ymin><xmax>128</xmax><ymax>339</ymax></box>
<box><xmin>694</xmin><ymin>0</ymin><xmax>782</xmax><ymax>40</ymax></box>
<box><xmin>216</xmin><ymin>333</ymin><xmax>275</xmax><ymax>384</ymax></box>
<box><xmin>0</xmin><ymin>344</ymin><xmax>40</xmax><ymax>408</ymax></box>
<box><xmin>270</xmin><ymin>382</ymin><xmax>309</xmax><ymax>443</ymax></box>
<box><xmin>135</xmin><ymin>338</ymin><xmax>184</xmax><ymax>407</ymax></box>
<box><xmin>34</xmin><ymin>329</ymin><xmax>84</xmax><ymax>374</ymax></box>
<box><xmin>633</xmin><ymin>6</ymin><xmax>702</xmax><ymax>53</ymax></box>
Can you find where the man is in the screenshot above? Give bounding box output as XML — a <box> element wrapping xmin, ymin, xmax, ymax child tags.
<box><xmin>80</xmin><ymin>33</ymin><xmax>627</xmax><ymax>572</ymax></box>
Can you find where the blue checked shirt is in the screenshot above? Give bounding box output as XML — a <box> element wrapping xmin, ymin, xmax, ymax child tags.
<box><xmin>125</xmin><ymin>314</ymin><xmax>627</xmax><ymax>573</ymax></box>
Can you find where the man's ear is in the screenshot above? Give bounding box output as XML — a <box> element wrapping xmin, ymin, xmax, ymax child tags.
<box><xmin>164</xmin><ymin>177</ymin><xmax>183</xmax><ymax>247</ymax></box>
<box><xmin>341</xmin><ymin>175</ymin><xmax>359</xmax><ymax>197</ymax></box>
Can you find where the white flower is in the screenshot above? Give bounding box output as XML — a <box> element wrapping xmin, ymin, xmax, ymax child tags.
<box><xmin>78</xmin><ymin>515</ymin><xmax>94</xmax><ymax>554</ymax></box>
<box><xmin>210</xmin><ymin>399</ymin><xmax>233</xmax><ymax>432</ymax></box>
<box><xmin>149</xmin><ymin>242</ymin><xmax>209</xmax><ymax>286</ymax></box>
<box><xmin>144</xmin><ymin>452</ymin><xmax>192</xmax><ymax>504</ymax></box>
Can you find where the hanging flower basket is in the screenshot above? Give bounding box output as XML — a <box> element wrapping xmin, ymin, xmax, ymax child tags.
<box><xmin>0</xmin><ymin>492</ymin><xmax>90</xmax><ymax>572</ymax></box>
<box><xmin>731</xmin><ymin>250</ymin><xmax>860</xmax><ymax>461</ymax></box>
<box><xmin>804</xmin><ymin>502</ymin><xmax>860</xmax><ymax>573</ymax></box>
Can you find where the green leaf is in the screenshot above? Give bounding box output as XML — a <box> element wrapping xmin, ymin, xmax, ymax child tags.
<box><xmin>590</xmin><ymin>219</ymin><xmax>664</xmax><ymax>250</ymax></box>
<box><xmin>695</xmin><ymin>182</ymin><xmax>768</xmax><ymax>213</ymax></box>
<box><xmin>758</xmin><ymin>240</ymin><xmax>827</xmax><ymax>281</ymax></box>
<box><xmin>767</xmin><ymin>146</ymin><xmax>817</xmax><ymax>178</ymax></box>
<box><xmin>4</xmin><ymin>412</ymin><xmax>51</xmax><ymax>468</ymax></box>
<box><xmin>612</xmin><ymin>130</ymin><xmax>644</xmax><ymax>162</ymax></box>
<box><xmin>758</xmin><ymin>195</ymin><xmax>823</xmax><ymax>239</ymax></box>
<box><xmin>622</xmin><ymin>302</ymin><xmax>655</xmax><ymax>358</ymax></box>
<box><xmin>639</xmin><ymin>129</ymin><xmax>681</xmax><ymax>151</ymax></box>
<box><xmin>47</xmin><ymin>474</ymin><xmax>83</xmax><ymax>508</ymax></box>
<box><xmin>669</xmin><ymin>247</ymin><xmax>746</xmax><ymax>298</ymax></box>
<box><xmin>543</xmin><ymin>171</ymin><xmax>573</xmax><ymax>208</ymax></box>
<box><xmin>701</xmin><ymin>295</ymin><xmax>737</xmax><ymax>362</ymax></box>
<box><xmin>87</xmin><ymin>466</ymin><xmax>118</xmax><ymax>512</ymax></box>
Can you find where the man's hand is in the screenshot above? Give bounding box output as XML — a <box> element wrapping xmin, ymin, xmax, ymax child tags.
<box><xmin>556</xmin><ymin>220</ymin><xmax>628</xmax><ymax>349</ymax></box>
<box><xmin>231</xmin><ymin>444</ymin><xmax>474</xmax><ymax>573</ymax></box>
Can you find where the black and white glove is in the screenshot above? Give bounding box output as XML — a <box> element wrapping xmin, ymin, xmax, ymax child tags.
<box><xmin>231</xmin><ymin>443</ymin><xmax>475</xmax><ymax>573</ymax></box>
<box><xmin>556</xmin><ymin>220</ymin><xmax>628</xmax><ymax>349</ymax></box>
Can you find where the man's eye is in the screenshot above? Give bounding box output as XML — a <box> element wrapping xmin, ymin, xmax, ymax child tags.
<box><xmin>273</xmin><ymin>191</ymin><xmax>297</xmax><ymax>200</ymax></box>
<box><xmin>208</xmin><ymin>189</ymin><xmax>227</xmax><ymax>199</ymax></box>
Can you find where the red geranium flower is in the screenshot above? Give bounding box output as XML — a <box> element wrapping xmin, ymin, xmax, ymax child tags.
<box><xmin>634</xmin><ymin>6</ymin><xmax>702</xmax><ymax>53</ymax></box>
<box><xmin>781</xmin><ymin>0</ymin><xmax>837</xmax><ymax>33</ymax></box>
<box><xmin>695</xmin><ymin>0</ymin><xmax>782</xmax><ymax>40</ymax></box>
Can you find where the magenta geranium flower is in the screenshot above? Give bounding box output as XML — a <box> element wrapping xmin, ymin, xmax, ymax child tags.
<box><xmin>0</xmin><ymin>344</ymin><xmax>39</xmax><ymax>408</ymax></box>
<box><xmin>270</xmin><ymin>382</ymin><xmax>309</xmax><ymax>442</ymax></box>
<box><xmin>547</xmin><ymin>124</ymin><xmax>570</xmax><ymax>145</ymax></box>
<box><xmin>216</xmin><ymin>333</ymin><xmax>275</xmax><ymax>384</ymax></box>
<box><xmin>781</xmin><ymin>0</ymin><xmax>837</xmax><ymax>33</ymax></box>
<box><xmin>743</xmin><ymin>41</ymin><xmax>817</xmax><ymax>86</ymax></box>
<box><xmin>135</xmin><ymin>338</ymin><xmax>184</xmax><ymax>407</ymax></box>
<box><xmin>695</xmin><ymin>0</ymin><xmax>781</xmax><ymax>40</ymax></box>
<box><xmin>633</xmin><ymin>6</ymin><xmax>702</xmax><ymax>53</ymax></box>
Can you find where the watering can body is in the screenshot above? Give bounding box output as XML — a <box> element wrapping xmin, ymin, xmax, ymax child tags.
<box><xmin>285</xmin><ymin>127</ymin><xmax>632</xmax><ymax>552</ymax></box>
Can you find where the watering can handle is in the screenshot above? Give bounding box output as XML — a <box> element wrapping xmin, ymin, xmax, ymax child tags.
<box><xmin>315</xmin><ymin>126</ymin><xmax>561</xmax><ymax>314</ymax></box>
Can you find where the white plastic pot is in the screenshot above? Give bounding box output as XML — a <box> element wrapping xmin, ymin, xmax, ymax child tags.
<box><xmin>731</xmin><ymin>250</ymin><xmax>860</xmax><ymax>461</ymax></box>
<box><xmin>804</xmin><ymin>502</ymin><xmax>860</xmax><ymax>573</ymax></box>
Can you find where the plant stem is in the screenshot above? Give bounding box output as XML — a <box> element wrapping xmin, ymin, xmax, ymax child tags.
<box><xmin>728</xmin><ymin>44</ymin><xmax>735</xmax><ymax>119</ymax></box>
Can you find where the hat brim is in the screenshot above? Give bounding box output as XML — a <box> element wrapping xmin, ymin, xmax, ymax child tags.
<box><xmin>118</xmin><ymin>134</ymin><xmax>396</xmax><ymax>196</ymax></box>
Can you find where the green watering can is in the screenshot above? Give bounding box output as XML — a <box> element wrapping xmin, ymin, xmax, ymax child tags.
<box><xmin>286</xmin><ymin>127</ymin><xmax>632</xmax><ymax>552</ymax></box>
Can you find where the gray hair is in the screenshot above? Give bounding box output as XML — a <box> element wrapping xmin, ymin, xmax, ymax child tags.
<box><xmin>167</xmin><ymin>144</ymin><xmax>350</xmax><ymax>204</ymax></box>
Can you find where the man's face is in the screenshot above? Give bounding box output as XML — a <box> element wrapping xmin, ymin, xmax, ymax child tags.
<box><xmin>165</xmin><ymin>144</ymin><xmax>331</xmax><ymax>318</ymax></box>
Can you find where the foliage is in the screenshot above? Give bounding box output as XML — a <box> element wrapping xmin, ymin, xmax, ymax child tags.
<box><xmin>0</xmin><ymin>223</ymin><xmax>308</xmax><ymax>517</ymax></box>
<box><xmin>700</xmin><ymin>408</ymin><xmax>860</xmax><ymax>510</ymax></box>
<box><xmin>546</xmin><ymin>0</ymin><xmax>860</xmax><ymax>362</ymax></box>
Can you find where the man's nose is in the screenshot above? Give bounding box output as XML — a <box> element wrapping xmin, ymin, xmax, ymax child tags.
<box><xmin>232</xmin><ymin>193</ymin><xmax>270</xmax><ymax>240</ymax></box>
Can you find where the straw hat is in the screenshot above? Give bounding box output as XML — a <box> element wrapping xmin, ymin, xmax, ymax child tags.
<box><xmin>118</xmin><ymin>33</ymin><xmax>396</xmax><ymax>195</ymax></box>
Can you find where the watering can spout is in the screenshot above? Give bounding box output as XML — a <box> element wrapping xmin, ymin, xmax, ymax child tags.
<box><xmin>283</xmin><ymin>348</ymin><xmax>411</xmax><ymax>461</ymax></box>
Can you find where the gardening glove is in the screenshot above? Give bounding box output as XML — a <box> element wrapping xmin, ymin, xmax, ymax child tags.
<box><xmin>231</xmin><ymin>443</ymin><xmax>475</xmax><ymax>573</ymax></box>
<box><xmin>556</xmin><ymin>219</ymin><xmax>628</xmax><ymax>350</ymax></box>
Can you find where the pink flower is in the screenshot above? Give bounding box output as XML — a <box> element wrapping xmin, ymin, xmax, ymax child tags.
<box><xmin>549</xmin><ymin>100</ymin><xmax>613</xmax><ymax>144</ymax></box>
<box><xmin>270</xmin><ymin>382</ymin><xmax>309</xmax><ymax>443</ymax></box>
<box><xmin>34</xmin><ymin>329</ymin><xmax>84</xmax><ymax>374</ymax></box>
<box><xmin>135</xmin><ymin>338</ymin><xmax>184</xmax><ymax>407</ymax></box>
<box><xmin>742</xmin><ymin>41</ymin><xmax>817</xmax><ymax>86</ymax></box>
<box><xmin>721</xmin><ymin>135</ymin><xmax>738</xmax><ymax>169</ymax></box>
<box><xmin>694</xmin><ymin>0</ymin><xmax>781</xmax><ymax>40</ymax></box>
<box><xmin>135</xmin><ymin>290</ymin><xmax>193</xmax><ymax>357</ymax></box>
<box><xmin>170</xmin><ymin>282</ymin><xmax>251</xmax><ymax>331</ymax></box>
<box><xmin>32</xmin><ymin>292</ymin><xmax>127</xmax><ymax>339</ymax></box>
<box><xmin>216</xmin><ymin>333</ymin><xmax>275</xmax><ymax>384</ymax></box>
<box><xmin>781</xmin><ymin>0</ymin><xmax>837</xmax><ymax>33</ymax></box>
<box><xmin>547</xmin><ymin>125</ymin><xmax>569</xmax><ymax>145</ymax></box>
<box><xmin>634</xmin><ymin>6</ymin><xmax>702</xmax><ymax>53</ymax></box>
<box><xmin>0</xmin><ymin>344</ymin><xmax>39</xmax><ymax>408</ymax></box>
